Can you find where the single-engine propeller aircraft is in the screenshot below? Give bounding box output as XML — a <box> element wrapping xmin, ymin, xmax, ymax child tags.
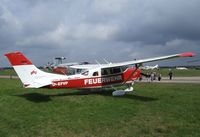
<box><xmin>5</xmin><ymin>51</ymin><xmax>195</xmax><ymax>96</ymax></box>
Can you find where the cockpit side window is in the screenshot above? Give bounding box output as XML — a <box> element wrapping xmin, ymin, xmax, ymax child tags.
<box><xmin>121</xmin><ymin>66</ymin><xmax>128</xmax><ymax>72</ymax></box>
<box><xmin>113</xmin><ymin>67</ymin><xmax>121</xmax><ymax>73</ymax></box>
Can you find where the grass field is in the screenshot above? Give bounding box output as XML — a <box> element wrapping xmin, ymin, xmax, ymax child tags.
<box><xmin>0</xmin><ymin>79</ymin><xmax>199</xmax><ymax>137</ymax></box>
<box><xmin>0</xmin><ymin>69</ymin><xmax>17</xmax><ymax>76</ymax></box>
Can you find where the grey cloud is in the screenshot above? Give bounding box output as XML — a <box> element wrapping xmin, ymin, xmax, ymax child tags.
<box><xmin>0</xmin><ymin>0</ymin><xmax>199</xmax><ymax>67</ymax></box>
<box><xmin>114</xmin><ymin>0</ymin><xmax>200</xmax><ymax>44</ymax></box>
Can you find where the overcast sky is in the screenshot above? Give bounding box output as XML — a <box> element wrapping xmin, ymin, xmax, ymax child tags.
<box><xmin>0</xmin><ymin>0</ymin><xmax>200</xmax><ymax>67</ymax></box>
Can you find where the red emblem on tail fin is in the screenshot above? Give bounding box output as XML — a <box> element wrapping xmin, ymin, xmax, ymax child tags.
<box><xmin>31</xmin><ymin>70</ymin><xmax>37</xmax><ymax>75</ymax></box>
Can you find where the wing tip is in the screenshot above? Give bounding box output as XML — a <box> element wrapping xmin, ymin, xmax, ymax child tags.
<box><xmin>179</xmin><ymin>52</ymin><xmax>196</xmax><ymax>57</ymax></box>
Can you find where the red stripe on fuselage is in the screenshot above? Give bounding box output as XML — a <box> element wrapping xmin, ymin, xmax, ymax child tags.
<box><xmin>50</xmin><ymin>68</ymin><xmax>141</xmax><ymax>89</ymax></box>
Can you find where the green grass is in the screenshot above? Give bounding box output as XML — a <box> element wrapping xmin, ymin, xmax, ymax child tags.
<box><xmin>0</xmin><ymin>79</ymin><xmax>199</xmax><ymax>137</ymax></box>
<box><xmin>0</xmin><ymin>69</ymin><xmax>17</xmax><ymax>76</ymax></box>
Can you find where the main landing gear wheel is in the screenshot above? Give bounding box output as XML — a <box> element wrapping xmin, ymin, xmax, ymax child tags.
<box><xmin>112</xmin><ymin>82</ymin><xmax>134</xmax><ymax>96</ymax></box>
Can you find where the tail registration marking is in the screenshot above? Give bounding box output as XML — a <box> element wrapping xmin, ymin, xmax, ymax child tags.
<box><xmin>52</xmin><ymin>81</ymin><xmax>68</xmax><ymax>87</ymax></box>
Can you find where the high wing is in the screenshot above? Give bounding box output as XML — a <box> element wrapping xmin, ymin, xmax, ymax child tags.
<box><xmin>100</xmin><ymin>52</ymin><xmax>195</xmax><ymax>69</ymax></box>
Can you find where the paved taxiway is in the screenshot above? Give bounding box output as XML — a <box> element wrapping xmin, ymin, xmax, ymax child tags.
<box><xmin>138</xmin><ymin>77</ymin><xmax>200</xmax><ymax>84</ymax></box>
<box><xmin>0</xmin><ymin>75</ymin><xmax>19</xmax><ymax>79</ymax></box>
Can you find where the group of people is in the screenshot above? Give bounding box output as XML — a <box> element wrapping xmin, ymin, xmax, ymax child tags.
<box><xmin>148</xmin><ymin>72</ymin><xmax>162</xmax><ymax>82</ymax></box>
<box><xmin>139</xmin><ymin>70</ymin><xmax>173</xmax><ymax>82</ymax></box>
<box><xmin>139</xmin><ymin>72</ymin><xmax>161</xmax><ymax>82</ymax></box>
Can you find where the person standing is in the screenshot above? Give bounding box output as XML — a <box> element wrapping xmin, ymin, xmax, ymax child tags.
<box><xmin>150</xmin><ymin>72</ymin><xmax>154</xmax><ymax>82</ymax></box>
<box><xmin>158</xmin><ymin>73</ymin><xmax>162</xmax><ymax>81</ymax></box>
<box><xmin>168</xmin><ymin>71</ymin><xmax>173</xmax><ymax>80</ymax></box>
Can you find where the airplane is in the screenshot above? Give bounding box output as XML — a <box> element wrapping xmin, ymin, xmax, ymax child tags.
<box><xmin>51</xmin><ymin>62</ymin><xmax>91</xmax><ymax>75</ymax></box>
<box><xmin>140</xmin><ymin>64</ymin><xmax>159</xmax><ymax>70</ymax></box>
<box><xmin>45</xmin><ymin>56</ymin><xmax>90</xmax><ymax>75</ymax></box>
<box><xmin>176</xmin><ymin>67</ymin><xmax>188</xmax><ymax>70</ymax></box>
<box><xmin>5</xmin><ymin>51</ymin><xmax>195</xmax><ymax>96</ymax></box>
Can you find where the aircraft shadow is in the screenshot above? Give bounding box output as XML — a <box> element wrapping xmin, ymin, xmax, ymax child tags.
<box><xmin>118</xmin><ymin>94</ymin><xmax>158</xmax><ymax>102</ymax></box>
<box><xmin>16</xmin><ymin>93</ymin><xmax>52</xmax><ymax>103</ymax></box>
<box><xmin>15</xmin><ymin>90</ymin><xmax>158</xmax><ymax>103</ymax></box>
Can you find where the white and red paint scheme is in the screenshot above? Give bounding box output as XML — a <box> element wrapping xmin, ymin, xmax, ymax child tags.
<box><xmin>5</xmin><ymin>51</ymin><xmax>195</xmax><ymax>95</ymax></box>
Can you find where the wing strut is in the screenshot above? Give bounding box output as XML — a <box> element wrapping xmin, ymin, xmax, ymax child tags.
<box><xmin>112</xmin><ymin>64</ymin><xmax>142</xmax><ymax>96</ymax></box>
<box><xmin>123</xmin><ymin>63</ymin><xmax>142</xmax><ymax>85</ymax></box>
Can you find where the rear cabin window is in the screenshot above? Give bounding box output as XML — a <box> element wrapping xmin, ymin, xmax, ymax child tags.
<box><xmin>93</xmin><ymin>71</ymin><xmax>99</xmax><ymax>76</ymax></box>
<box><xmin>76</xmin><ymin>69</ymin><xmax>82</xmax><ymax>74</ymax></box>
<box><xmin>102</xmin><ymin>69</ymin><xmax>110</xmax><ymax>75</ymax></box>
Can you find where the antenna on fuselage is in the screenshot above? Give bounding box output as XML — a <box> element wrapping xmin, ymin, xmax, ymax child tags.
<box><xmin>103</xmin><ymin>58</ymin><xmax>112</xmax><ymax>64</ymax></box>
<box><xmin>95</xmin><ymin>60</ymin><xmax>101</xmax><ymax>66</ymax></box>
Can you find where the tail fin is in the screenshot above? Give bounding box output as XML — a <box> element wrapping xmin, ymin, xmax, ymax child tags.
<box><xmin>5</xmin><ymin>51</ymin><xmax>65</xmax><ymax>88</ymax></box>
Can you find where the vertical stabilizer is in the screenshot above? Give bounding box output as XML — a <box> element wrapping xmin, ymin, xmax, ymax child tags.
<box><xmin>5</xmin><ymin>52</ymin><xmax>65</xmax><ymax>88</ymax></box>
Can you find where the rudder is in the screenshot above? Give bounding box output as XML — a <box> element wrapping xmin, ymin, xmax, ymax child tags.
<box><xmin>5</xmin><ymin>51</ymin><xmax>65</xmax><ymax>88</ymax></box>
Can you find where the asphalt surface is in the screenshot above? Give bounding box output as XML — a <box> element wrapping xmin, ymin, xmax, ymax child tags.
<box><xmin>137</xmin><ymin>77</ymin><xmax>200</xmax><ymax>84</ymax></box>
<box><xmin>0</xmin><ymin>75</ymin><xmax>19</xmax><ymax>79</ymax></box>
<box><xmin>0</xmin><ymin>75</ymin><xmax>200</xmax><ymax>84</ymax></box>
